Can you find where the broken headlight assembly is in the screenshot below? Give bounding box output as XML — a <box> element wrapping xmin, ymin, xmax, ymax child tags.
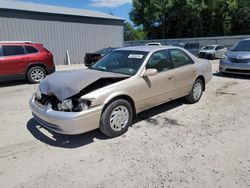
<box><xmin>57</xmin><ymin>99</ymin><xmax>74</xmax><ymax>111</ymax></box>
<box><xmin>57</xmin><ymin>98</ymin><xmax>92</xmax><ymax>112</ymax></box>
<box><xmin>35</xmin><ymin>88</ymin><xmax>42</xmax><ymax>100</ymax></box>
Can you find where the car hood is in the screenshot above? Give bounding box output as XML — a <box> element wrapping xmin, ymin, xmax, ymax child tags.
<box><xmin>226</xmin><ymin>51</ymin><xmax>250</xmax><ymax>59</ymax></box>
<box><xmin>199</xmin><ymin>49</ymin><xmax>214</xmax><ymax>53</ymax></box>
<box><xmin>39</xmin><ymin>69</ymin><xmax>129</xmax><ymax>101</ymax></box>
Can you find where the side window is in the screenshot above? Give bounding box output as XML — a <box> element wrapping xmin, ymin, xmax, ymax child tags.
<box><xmin>3</xmin><ymin>46</ymin><xmax>25</xmax><ymax>56</ymax></box>
<box><xmin>0</xmin><ymin>46</ymin><xmax>3</xmax><ymax>57</ymax></box>
<box><xmin>216</xmin><ymin>46</ymin><xmax>224</xmax><ymax>50</ymax></box>
<box><xmin>169</xmin><ymin>49</ymin><xmax>194</xmax><ymax>68</ymax></box>
<box><xmin>25</xmin><ymin>46</ymin><xmax>39</xmax><ymax>54</ymax></box>
<box><xmin>146</xmin><ymin>50</ymin><xmax>170</xmax><ymax>72</ymax></box>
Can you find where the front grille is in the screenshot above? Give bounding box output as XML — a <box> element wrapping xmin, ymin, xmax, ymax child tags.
<box><xmin>225</xmin><ymin>68</ymin><xmax>250</xmax><ymax>74</ymax></box>
<box><xmin>230</xmin><ymin>58</ymin><xmax>250</xmax><ymax>64</ymax></box>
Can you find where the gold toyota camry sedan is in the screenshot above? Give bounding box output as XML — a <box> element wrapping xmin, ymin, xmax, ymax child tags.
<box><xmin>29</xmin><ymin>46</ymin><xmax>212</xmax><ymax>137</ymax></box>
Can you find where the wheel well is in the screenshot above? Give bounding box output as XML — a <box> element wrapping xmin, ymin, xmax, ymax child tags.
<box><xmin>104</xmin><ymin>95</ymin><xmax>137</xmax><ymax>118</ymax></box>
<box><xmin>26</xmin><ymin>64</ymin><xmax>47</xmax><ymax>76</ymax></box>
<box><xmin>196</xmin><ymin>75</ymin><xmax>205</xmax><ymax>91</ymax></box>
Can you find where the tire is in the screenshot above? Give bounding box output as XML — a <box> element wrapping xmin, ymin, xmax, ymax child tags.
<box><xmin>185</xmin><ymin>79</ymin><xmax>204</xmax><ymax>104</ymax></box>
<box><xmin>27</xmin><ymin>66</ymin><xmax>46</xmax><ymax>84</ymax></box>
<box><xmin>100</xmin><ymin>99</ymin><xmax>133</xmax><ymax>137</ymax></box>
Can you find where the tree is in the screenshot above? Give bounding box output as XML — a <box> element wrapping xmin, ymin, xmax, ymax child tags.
<box><xmin>124</xmin><ymin>22</ymin><xmax>146</xmax><ymax>41</ymax></box>
<box><xmin>129</xmin><ymin>0</ymin><xmax>250</xmax><ymax>39</ymax></box>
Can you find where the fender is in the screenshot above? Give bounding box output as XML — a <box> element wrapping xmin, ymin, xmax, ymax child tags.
<box><xmin>104</xmin><ymin>90</ymin><xmax>134</xmax><ymax>105</ymax></box>
<box><xmin>25</xmin><ymin>62</ymin><xmax>49</xmax><ymax>74</ymax></box>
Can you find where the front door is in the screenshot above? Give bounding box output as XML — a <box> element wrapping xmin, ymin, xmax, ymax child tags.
<box><xmin>136</xmin><ymin>50</ymin><xmax>175</xmax><ymax>111</ymax></box>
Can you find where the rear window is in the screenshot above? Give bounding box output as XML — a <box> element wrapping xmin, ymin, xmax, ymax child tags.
<box><xmin>3</xmin><ymin>46</ymin><xmax>25</xmax><ymax>56</ymax></box>
<box><xmin>95</xmin><ymin>48</ymin><xmax>113</xmax><ymax>54</ymax></box>
<box><xmin>43</xmin><ymin>47</ymin><xmax>51</xmax><ymax>53</ymax></box>
<box><xmin>25</xmin><ymin>46</ymin><xmax>39</xmax><ymax>54</ymax></box>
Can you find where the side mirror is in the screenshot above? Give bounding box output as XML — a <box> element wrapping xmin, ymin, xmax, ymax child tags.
<box><xmin>142</xmin><ymin>68</ymin><xmax>158</xmax><ymax>77</ymax></box>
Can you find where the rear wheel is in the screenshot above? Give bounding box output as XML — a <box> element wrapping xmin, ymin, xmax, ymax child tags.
<box><xmin>100</xmin><ymin>99</ymin><xmax>133</xmax><ymax>137</ymax></box>
<box><xmin>185</xmin><ymin>79</ymin><xmax>203</xmax><ymax>103</ymax></box>
<box><xmin>27</xmin><ymin>66</ymin><xmax>46</xmax><ymax>84</ymax></box>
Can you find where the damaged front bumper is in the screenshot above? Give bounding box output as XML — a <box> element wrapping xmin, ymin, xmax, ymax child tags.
<box><xmin>29</xmin><ymin>94</ymin><xmax>103</xmax><ymax>135</ymax></box>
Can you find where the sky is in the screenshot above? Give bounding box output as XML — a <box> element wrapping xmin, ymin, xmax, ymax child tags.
<box><xmin>15</xmin><ymin>0</ymin><xmax>133</xmax><ymax>21</ymax></box>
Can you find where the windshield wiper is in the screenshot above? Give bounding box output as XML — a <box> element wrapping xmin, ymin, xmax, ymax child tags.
<box><xmin>90</xmin><ymin>66</ymin><xmax>108</xmax><ymax>72</ymax></box>
<box><xmin>98</xmin><ymin>66</ymin><xmax>107</xmax><ymax>71</ymax></box>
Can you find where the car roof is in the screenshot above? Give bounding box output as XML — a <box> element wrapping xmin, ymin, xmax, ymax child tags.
<box><xmin>242</xmin><ymin>38</ymin><xmax>250</xmax><ymax>41</ymax></box>
<box><xmin>116</xmin><ymin>45</ymin><xmax>181</xmax><ymax>52</ymax></box>
<box><xmin>0</xmin><ymin>41</ymin><xmax>38</xmax><ymax>45</ymax></box>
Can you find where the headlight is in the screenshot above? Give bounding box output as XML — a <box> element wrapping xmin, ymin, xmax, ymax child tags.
<box><xmin>222</xmin><ymin>55</ymin><xmax>229</xmax><ymax>62</ymax></box>
<box><xmin>58</xmin><ymin>99</ymin><xmax>73</xmax><ymax>111</ymax></box>
<box><xmin>57</xmin><ymin>98</ymin><xmax>93</xmax><ymax>112</ymax></box>
<box><xmin>35</xmin><ymin>88</ymin><xmax>42</xmax><ymax>100</ymax></box>
<box><xmin>77</xmin><ymin>99</ymin><xmax>91</xmax><ymax>111</ymax></box>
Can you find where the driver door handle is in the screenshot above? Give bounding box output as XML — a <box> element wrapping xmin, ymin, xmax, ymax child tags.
<box><xmin>168</xmin><ymin>76</ymin><xmax>174</xmax><ymax>80</ymax></box>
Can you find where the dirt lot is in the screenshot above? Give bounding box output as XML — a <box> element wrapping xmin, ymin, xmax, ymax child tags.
<box><xmin>0</xmin><ymin>60</ymin><xmax>249</xmax><ymax>188</ymax></box>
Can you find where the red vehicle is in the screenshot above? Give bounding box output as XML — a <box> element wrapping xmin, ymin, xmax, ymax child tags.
<box><xmin>0</xmin><ymin>41</ymin><xmax>55</xmax><ymax>83</ymax></box>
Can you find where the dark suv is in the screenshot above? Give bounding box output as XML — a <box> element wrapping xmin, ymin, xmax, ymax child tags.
<box><xmin>174</xmin><ymin>42</ymin><xmax>200</xmax><ymax>56</ymax></box>
<box><xmin>0</xmin><ymin>41</ymin><xmax>55</xmax><ymax>83</ymax></box>
<box><xmin>84</xmin><ymin>47</ymin><xmax>118</xmax><ymax>67</ymax></box>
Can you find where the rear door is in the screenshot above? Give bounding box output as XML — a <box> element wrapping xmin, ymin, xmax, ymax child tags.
<box><xmin>168</xmin><ymin>49</ymin><xmax>197</xmax><ymax>98</ymax></box>
<box><xmin>0</xmin><ymin>45</ymin><xmax>27</xmax><ymax>76</ymax></box>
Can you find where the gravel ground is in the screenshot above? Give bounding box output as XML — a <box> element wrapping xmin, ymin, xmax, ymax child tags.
<box><xmin>0</xmin><ymin>60</ymin><xmax>249</xmax><ymax>188</ymax></box>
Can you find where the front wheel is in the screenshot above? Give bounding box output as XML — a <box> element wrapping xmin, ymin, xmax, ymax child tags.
<box><xmin>185</xmin><ymin>79</ymin><xmax>204</xmax><ymax>104</ymax></box>
<box><xmin>100</xmin><ymin>99</ymin><xmax>133</xmax><ymax>137</ymax></box>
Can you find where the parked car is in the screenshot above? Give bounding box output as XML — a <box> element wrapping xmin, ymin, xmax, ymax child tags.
<box><xmin>175</xmin><ymin>42</ymin><xmax>200</xmax><ymax>56</ymax></box>
<box><xmin>198</xmin><ymin>45</ymin><xmax>227</xmax><ymax>59</ymax></box>
<box><xmin>84</xmin><ymin>47</ymin><xmax>117</xmax><ymax>67</ymax></box>
<box><xmin>219</xmin><ymin>38</ymin><xmax>250</xmax><ymax>75</ymax></box>
<box><xmin>30</xmin><ymin>46</ymin><xmax>212</xmax><ymax>137</ymax></box>
<box><xmin>0</xmin><ymin>41</ymin><xmax>55</xmax><ymax>83</ymax></box>
<box><xmin>145</xmin><ymin>42</ymin><xmax>162</xmax><ymax>46</ymax></box>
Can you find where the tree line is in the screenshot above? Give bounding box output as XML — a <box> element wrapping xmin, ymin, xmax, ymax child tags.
<box><xmin>125</xmin><ymin>0</ymin><xmax>250</xmax><ymax>41</ymax></box>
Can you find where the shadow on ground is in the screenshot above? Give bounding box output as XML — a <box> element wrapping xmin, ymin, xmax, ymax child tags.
<box><xmin>136</xmin><ymin>98</ymin><xmax>184</xmax><ymax>122</ymax></box>
<box><xmin>213</xmin><ymin>72</ymin><xmax>250</xmax><ymax>80</ymax></box>
<box><xmin>0</xmin><ymin>80</ymin><xmax>30</xmax><ymax>87</ymax></box>
<box><xmin>27</xmin><ymin>98</ymin><xmax>185</xmax><ymax>148</ymax></box>
<box><xmin>27</xmin><ymin>118</ymin><xmax>109</xmax><ymax>149</ymax></box>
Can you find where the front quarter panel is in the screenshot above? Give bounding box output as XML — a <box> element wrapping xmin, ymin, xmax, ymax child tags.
<box><xmin>82</xmin><ymin>77</ymin><xmax>136</xmax><ymax>109</ymax></box>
